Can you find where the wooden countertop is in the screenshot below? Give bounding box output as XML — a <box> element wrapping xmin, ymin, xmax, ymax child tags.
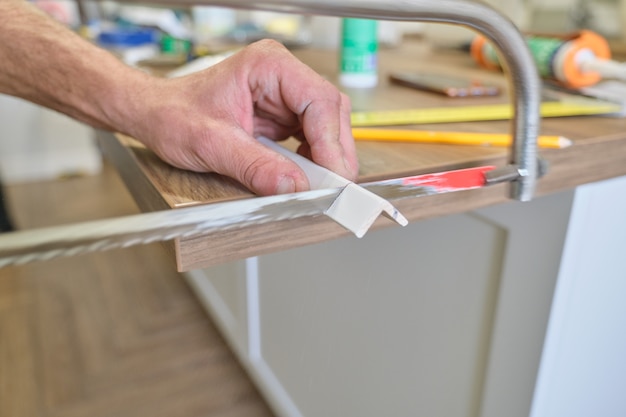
<box><xmin>99</xmin><ymin>40</ymin><xmax>626</xmax><ymax>271</ymax></box>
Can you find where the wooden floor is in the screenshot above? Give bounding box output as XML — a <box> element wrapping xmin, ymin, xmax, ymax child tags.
<box><xmin>0</xmin><ymin>162</ymin><xmax>274</xmax><ymax>417</ymax></box>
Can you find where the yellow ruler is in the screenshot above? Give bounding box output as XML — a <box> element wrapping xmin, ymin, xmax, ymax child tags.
<box><xmin>351</xmin><ymin>100</ymin><xmax>623</xmax><ymax>126</ymax></box>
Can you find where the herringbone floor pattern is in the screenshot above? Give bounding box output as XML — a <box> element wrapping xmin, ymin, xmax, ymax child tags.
<box><xmin>0</xmin><ymin>162</ymin><xmax>274</xmax><ymax>417</ymax></box>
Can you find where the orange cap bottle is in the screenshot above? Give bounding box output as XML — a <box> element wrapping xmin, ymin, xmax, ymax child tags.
<box><xmin>471</xmin><ymin>30</ymin><xmax>612</xmax><ymax>88</ymax></box>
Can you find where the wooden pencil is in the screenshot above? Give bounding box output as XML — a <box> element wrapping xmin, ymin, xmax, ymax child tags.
<box><xmin>352</xmin><ymin>128</ymin><xmax>572</xmax><ymax>149</ymax></box>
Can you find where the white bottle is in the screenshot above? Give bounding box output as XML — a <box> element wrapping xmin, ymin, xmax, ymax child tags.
<box><xmin>191</xmin><ymin>6</ymin><xmax>236</xmax><ymax>44</ymax></box>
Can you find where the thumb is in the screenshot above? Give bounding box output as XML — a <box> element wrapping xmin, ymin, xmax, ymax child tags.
<box><xmin>212</xmin><ymin>131</ymin><xmax>310</xmax><ymax>196</ymax></box>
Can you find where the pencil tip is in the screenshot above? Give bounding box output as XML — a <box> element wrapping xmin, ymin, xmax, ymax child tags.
<box><xmin>559</xmin><ymin>137</ymin><xmax>573</xmax><ymax>148</ymax></box>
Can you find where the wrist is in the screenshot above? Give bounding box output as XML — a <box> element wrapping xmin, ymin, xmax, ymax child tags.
<box><xmin>98</xmin><ymin>66</ymin><xmax>156</xmax><ymax>136</ymax></box>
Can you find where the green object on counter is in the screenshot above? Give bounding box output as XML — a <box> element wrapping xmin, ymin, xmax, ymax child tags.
<box><xmin>339</xmin><ymin>18</ymin><xmax>378</xmax><ymax>88</ymax></box>
<box><xmin>161</xmin><ymin>35</ymin><xmax>192</xmax><ymax>55</ymax></box>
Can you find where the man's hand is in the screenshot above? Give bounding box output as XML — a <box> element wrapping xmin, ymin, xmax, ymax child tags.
<box><xmin>0</xmin><ymin>0</ymin><xmax>357</xmax><ymax>196</ymax></box>
<box><xmin>126</xmin><ymin>40</ymin><xmax>359</xmax><ymax>195</ymax></box>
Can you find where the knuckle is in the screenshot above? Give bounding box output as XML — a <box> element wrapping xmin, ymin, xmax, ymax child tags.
<box><xmin>248</xmin><ymin>38</ymin><xmax>287</xmax><ymax>58</ymax></box>
<box><xmin>240</xmin><ymin>154</ymin><xmax>276</xmax><ymax>189</ymax></box>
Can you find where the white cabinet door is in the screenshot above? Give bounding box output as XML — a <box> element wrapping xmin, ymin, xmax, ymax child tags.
<box><xmin>187</xmin><ymin>190</ymin><xmax>575</xmax><ymax>417</ymax></box>
<box><xmin>256</xmin><ymin>191</ymin><xmax>574</xmax><ymax>417</ymax></box>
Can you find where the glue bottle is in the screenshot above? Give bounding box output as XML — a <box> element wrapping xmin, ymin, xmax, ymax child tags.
<box><xmin>470</xmin><ymin>30</ymin><xmax>619</xmax><ymax>88</ymax></box>
<box><xmin>339</xmin><ymin>18</ymin><xmax>378</xmax><ymax>88</ymax></box>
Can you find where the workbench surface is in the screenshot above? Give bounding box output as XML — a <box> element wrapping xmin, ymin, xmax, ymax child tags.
<box><xmin>99</xmin><ymin>40</ymin><xmax>626</xmax><ymax>271</ymax></box>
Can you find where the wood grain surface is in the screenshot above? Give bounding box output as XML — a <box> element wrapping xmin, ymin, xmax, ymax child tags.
<box><xmin>100</xmin><ymin>40</ymin><xmax>626</xmax><ymax>271</ymax></box>
<box><xmin>0</xmin><ymin>163</ymin><xmax>274</xmax><ymax>417</ymax></box>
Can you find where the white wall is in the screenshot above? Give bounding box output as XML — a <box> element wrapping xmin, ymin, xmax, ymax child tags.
<box><xmin>0</xmin><ymin>95</ymin><xmax>101</xmax><ymax>184</ymax></box>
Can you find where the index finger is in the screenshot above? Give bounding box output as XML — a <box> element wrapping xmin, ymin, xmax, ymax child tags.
<box><xmin>299</xmin><ymin>89</ymin><xmax>359</xmax><ymax>181</ymax></box>
<box><xmin>267</xmin><ymin>47</ymin><xmax>359</xmax><ymax>180</ymax></box>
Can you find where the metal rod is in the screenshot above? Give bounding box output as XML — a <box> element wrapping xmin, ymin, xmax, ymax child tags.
<box><xmin>0</xmin><ymin>165</ymin><xmax>495</xmax><ymax>268</ymax></box>
<box><xmin>94</xmin><ymin>0</ymin><xmax>542</xmax><ymax>201</ymax></box>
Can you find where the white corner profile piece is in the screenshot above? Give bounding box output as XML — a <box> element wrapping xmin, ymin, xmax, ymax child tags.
<box><xmin>258</xmin><ymin>137</ymin><xmax>407</xmax><ymax>238</ymax></box>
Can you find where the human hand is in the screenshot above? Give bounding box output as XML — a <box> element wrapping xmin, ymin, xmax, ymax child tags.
<box><xmin>124</xmin><ymin>39</ymin><xmax>358</xmax><ymax>196</ymax></box>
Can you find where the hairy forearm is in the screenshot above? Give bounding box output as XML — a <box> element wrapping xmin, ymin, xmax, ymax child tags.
<box><xmin>0</xmin><ymin>0</ymin><xmax>151</xmax><ymax>132</ymax></box>
<box><xmin>0</xmin><ymin>1</ymin><xmax>358</xmax><ymax>195</ymax></box>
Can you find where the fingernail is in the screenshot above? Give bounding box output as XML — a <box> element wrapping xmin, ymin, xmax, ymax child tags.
<box><xmin>276</xmin><ymin>176</ymin><xmax>296</xmax><ymax>194</ymax></box>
